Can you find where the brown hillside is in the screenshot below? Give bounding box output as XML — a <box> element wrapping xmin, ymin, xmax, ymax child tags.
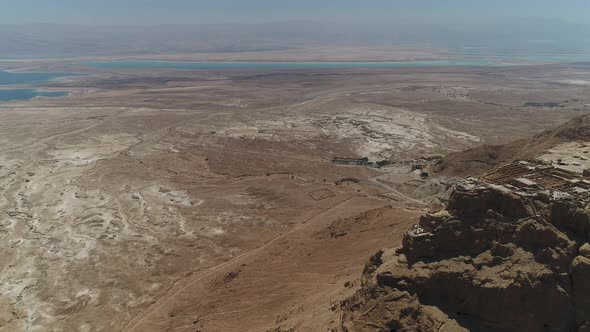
<box><xmin>435</xmin><ymin>113</ymin><xmax>590</xmax><ymax>177</ymax></box>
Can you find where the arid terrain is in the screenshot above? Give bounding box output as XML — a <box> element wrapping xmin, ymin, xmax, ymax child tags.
<box><xmin>344</xmin><ymin>115</ymin><xmax>590</xmax><ymax>331</ymax></box>
<box><xmin>0</xmin><ymin>60</ymin><xmax>590</xmax><ymax>331</ymax></box>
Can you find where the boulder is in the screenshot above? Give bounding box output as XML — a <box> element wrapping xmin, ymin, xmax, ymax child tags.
<box><xmin>516</xmin><ymin>219</ymin><xmax>563</xmax><ymax>246</ymax></box>
<box><xmin>579</xmin><ymin>243</ymin><xmax>590</xmax><ymax>258</ymax></box>
<box><xmin>448</xmin><ymin>187</ymin><xmax>531</xmax><ymax>219</ymax></box>
<box><xmin>573</xmin><ymin>255</ymin><xmax>590</xmax><ymax>325</ymax></box>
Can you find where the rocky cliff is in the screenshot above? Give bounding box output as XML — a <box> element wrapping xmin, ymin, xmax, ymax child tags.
<box><xmin>341</xmin><ymin>181</ymin><xmax>590</xmax><ymax>332</ymax></box>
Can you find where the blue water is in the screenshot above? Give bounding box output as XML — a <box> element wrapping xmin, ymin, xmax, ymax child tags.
<box><xmin>0</xmin><ymin>89</ymin><xmax>68</xmax><ymax>102</ymax></box>
<box><xmin>454</xmin><ymin>48</ymin><xmax>590</xmax><ymax>63</ymax></box>
<box><xmin>0</xmin><ymin>70</ymin><xmax>74</xmax><ymax>101</ymax></box>
<box><xmin>78</xmin><ymin>60</ymin><xmax>498</xmax><ymax>70</ymax></box>
<box><xmin>0</xmin><ymin>70</ymin><xmax>74</xmax><ymax>85</ymax></box>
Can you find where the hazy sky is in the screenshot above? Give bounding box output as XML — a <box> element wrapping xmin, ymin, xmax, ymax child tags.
<box><xmin>2</xmin><ymin>0</ymin><xmax>590</xmax><ymax>25</ymax></box>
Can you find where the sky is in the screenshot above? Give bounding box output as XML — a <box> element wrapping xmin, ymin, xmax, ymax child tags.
<box><xmin>2</xmin><ymin>0</ymin><xmax>590</xmax><ymax>26</ymax></box>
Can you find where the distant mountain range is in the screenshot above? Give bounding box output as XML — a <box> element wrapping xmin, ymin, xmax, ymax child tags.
<box><xmin>1</xmin><ymin>19</ymin><xmax>589</xmax><ymax>57</ymax></box>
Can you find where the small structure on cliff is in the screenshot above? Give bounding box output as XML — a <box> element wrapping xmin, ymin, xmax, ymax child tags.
<box><xmin>407</xmin><ymin>224</ymin><xmax>432</xmax><ymax>240</ymax></box>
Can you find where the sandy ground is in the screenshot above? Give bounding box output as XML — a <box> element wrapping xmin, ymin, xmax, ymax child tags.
<box><xmin>540</xmin><ymin>141</ymin><xmax>590</xmax><ymax>173</ymax></box>
<box><xmin>0</xmin><ymin>62</ymin><xmax>588</xmax><ymax>331</ymax></box>
<box><xmin>124</xmin><ymin>199</ymin><xmax>421</xmax><ymax>332</ymax></box>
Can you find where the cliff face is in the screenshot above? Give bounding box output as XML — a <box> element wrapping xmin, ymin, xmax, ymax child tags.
<box><xmin>341</xmin><ymin>182</ymin><xmax>590</xmax><ymax>332</ymax></box>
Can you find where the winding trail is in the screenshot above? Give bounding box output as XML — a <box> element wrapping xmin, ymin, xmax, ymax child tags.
<box><xmin>123</xmin><ymin>195</ymin><xmax>358</xmax><ymax>331</ymax></box>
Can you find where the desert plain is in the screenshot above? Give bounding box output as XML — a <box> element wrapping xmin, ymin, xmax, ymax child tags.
<box><xmin>0</xmin><ymin>58</ymin><xmax>589</xmax><ymax>331</ymax></box>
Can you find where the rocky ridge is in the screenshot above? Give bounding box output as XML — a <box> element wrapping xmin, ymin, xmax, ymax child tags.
<box><xmin>341</xmin><ymin>179</ymin><xmax>590</xmax><ymax>331</ymax></box>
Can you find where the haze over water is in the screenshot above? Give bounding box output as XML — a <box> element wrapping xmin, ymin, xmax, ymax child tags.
<box><xmin>78</xmin><ymin>51</ymin><xmax>590</xmax><ymax>71</ymax></box>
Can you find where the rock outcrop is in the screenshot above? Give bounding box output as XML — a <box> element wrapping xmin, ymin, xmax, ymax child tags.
<box><xmin>341</xmin><ymin>182</ymin><xmax>590</xmax><ymax>332</ymax></box>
